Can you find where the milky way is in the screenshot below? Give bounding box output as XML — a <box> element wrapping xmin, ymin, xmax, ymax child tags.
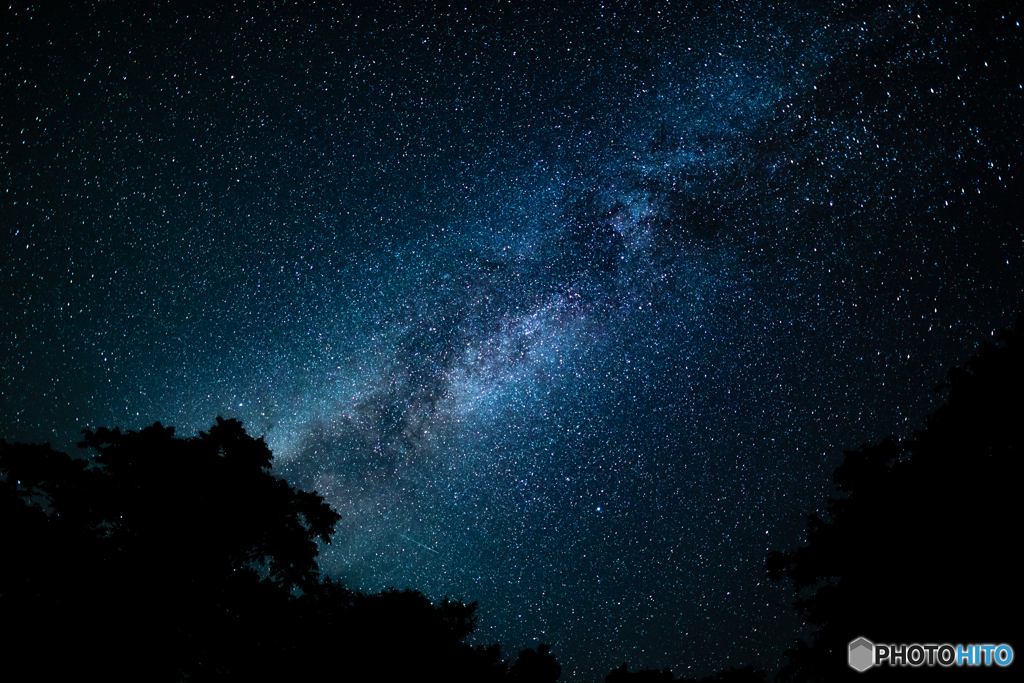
<box><xmin>3</xmin><ymin>2</ymin><xmax>1022</xmax><ymax>679</ymax></box>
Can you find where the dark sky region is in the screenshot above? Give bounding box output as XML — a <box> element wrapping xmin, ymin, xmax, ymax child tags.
<box><xmin>2</xmin><ymin>1</ymin><xmax>1021</xmax><ymax>679</ymax></box>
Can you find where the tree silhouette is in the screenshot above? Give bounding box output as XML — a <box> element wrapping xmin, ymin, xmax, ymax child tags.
<box><xmin>14</xmin><ymin>308</ymin><xmax>1017</xmax><ymax>683</ymax></box>
<box><xmin>510</xmin><ymin>642</ymin><xmax>562</xmax><ymax>682</ymax></box>
<box><xmin>1</xmin><ymin>418</ymin><xmax>341</xmax><ymax>679</ymax></box>
<box><xmin>767</xmin><ymin>315</ymin><xmax>1022</xmax><ymax>681</ymax></box>
<box><xmin>1</xmin><ymin>417</ymin><xmax>534</xmax><ymax>681</ymax></box>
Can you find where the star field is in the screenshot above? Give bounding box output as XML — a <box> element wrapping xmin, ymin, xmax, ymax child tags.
<box><xmin>3</xmin><ymin>2</ymin><xmax>1022</xmax><ymax>679</ymax></box>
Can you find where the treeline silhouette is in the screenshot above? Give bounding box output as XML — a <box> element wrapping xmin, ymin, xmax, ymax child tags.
<box><xmin>0</xmin><ymin>417</ymin><xmax>558</xmax><ymax>681</ymax></box>
<box><xmin>765</xmin><ymin>314</ymin><xmax>1022</xmax><ymax>681</ymax></box>
<box><xmin>2</xmin><ymin>315</ymin><xmax>1019</xmax><ymax>681</ymax></box>
<box><xmin>594</xmin><ymin>315</ymin><xmax>1021</xmax><ymax>683</ymax></box>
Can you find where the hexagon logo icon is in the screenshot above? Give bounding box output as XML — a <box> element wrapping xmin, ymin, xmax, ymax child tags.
<box><xmin>849</xmin><ymin>637</ymin><xmax>874</xmax><ymax>672</ymax></box>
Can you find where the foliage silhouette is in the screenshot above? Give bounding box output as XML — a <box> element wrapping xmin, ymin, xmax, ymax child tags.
<box><xmin>0</xmin><ymin>417</ymin><xmax>554</xmax><ymax>681</ymax></box>
<box><xmin>510</xmin><ymin>642</ymin><xmax>562</xmax><ymax>682</ymax></box>
<box><xmin>7</xmin><ymin>310</ymin><xmax>1018</xmax><ymax>681</ymax></box>
<box><xmin>767</xmin><ymin>315</ymin><xmax>1023</xmax><ymax>681</ymax></box>
<box><xmin>1</xmin><ymin>418</ymin><xmax>341</xmax><ymax>679</ymax></box>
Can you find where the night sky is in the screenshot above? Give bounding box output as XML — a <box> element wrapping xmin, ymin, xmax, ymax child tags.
<box><xmin>3</xmin><ymin>1</ymin><xmax>1022</xmax><ymax>679</ymax></box>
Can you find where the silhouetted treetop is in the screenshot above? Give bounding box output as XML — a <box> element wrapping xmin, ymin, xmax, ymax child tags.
<box><xmin>510</xmin><ymin>642</ymin><xmax>561</xmax><ymax>682</ymax></box>
<box><xmin>767</xmin><ymin>314</ymin><xmax>1022</xmax><ymax>681</ymax></box>
<box><xmin>69</xmin><ymin>417</ymin><xmax>341</xmax><ymax>592</ymax></box>
<box><xmin>1</xmin><ymin>417</ymin><xmax>552</xmax><ymax>682</ymax></box>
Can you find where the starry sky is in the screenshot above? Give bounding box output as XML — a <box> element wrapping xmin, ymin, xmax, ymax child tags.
<box><xmin>3</xmin><ymin>1</ymin><xmax>1022</xmax><ymax>679</ymax></box>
